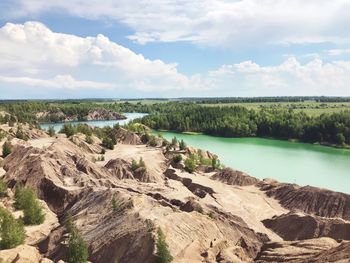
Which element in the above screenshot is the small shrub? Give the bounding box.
[155,227,173,263]
[173,154,182,164]
[149,136,158,147]
[131,157,146,172]
[111,197,118,212]
[184,158,196,173]
[15,129,28,141]
[102,137,114,150]
[0,206,25,249]
[0,179,7,196]
[85,135,93,144]
[2,141,11,158]
[60,124,76,137]
[48,126,55,137]
[14,186,45,225]
[179,139,187,150]
[67,228,88,263]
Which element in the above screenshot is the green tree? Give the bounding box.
[14,186,45,225]
[85,135,93,144]
[0,179,7,196]
[184,157,196,173]
[155,227,173,263]
[179,139,187,150]
[48,126,55,137]
[102,137,114,150]
[60,124,76,137]
[171,137,177,150]
[67,223,88,263]
[2,141,11,158]
[336,133,346,145]
[0,206,25,249]
[173,154,182,164]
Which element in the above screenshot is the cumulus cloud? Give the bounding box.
[3,0,350,47]
[208,58,350,96]
[0,75,114,89]
[0,21,194,94]
[0,21,350,97]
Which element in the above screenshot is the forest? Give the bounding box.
[1,98,350,146]
[136,103,350,146]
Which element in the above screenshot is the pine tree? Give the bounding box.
[156,227,173,263]
[0,206,25,249]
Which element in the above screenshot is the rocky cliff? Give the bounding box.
[0,124,349,263]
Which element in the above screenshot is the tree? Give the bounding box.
[2,141,11,158]
[66,218,88,263]
[14,186,45,225]
[48,126,55,137]
[85,135,93,144]
[60,124,76,137]
[155,227,173,263]
[336,133,345,145]
[102,137,114,150]
[0,206,25,249]
[184,157,196,173]
[173,154,182,164]
[0,179,7,196]
[179,139,187,150]
[171,137,178,150]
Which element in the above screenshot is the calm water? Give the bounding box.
[157,131,350,194]
[41,116,350,194]
[40,112,147,132]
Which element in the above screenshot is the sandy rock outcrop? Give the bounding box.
[262,212,350,241]
[86,108,126,121]
[211,167,260,186]
[115,128,142,145]
[259,181,350,220]
[104,158,134,180]
[255,237,350,263]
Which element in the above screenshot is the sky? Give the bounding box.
[0,0,350,99]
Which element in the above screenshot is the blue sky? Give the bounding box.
[0,0,350,99]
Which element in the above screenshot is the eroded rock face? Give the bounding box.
[115,128,142,145]
[262,212,350,241]
[255,237,350,263]
[86,108,126,121]
[104,158,134,180]
[211,167,260,186]
[259,182,350,220]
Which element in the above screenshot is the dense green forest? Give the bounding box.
[1,98,350,146]
[136,103,350,146]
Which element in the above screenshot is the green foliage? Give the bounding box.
[184,157,197,173]
[0,179,7,196]
[67,224,88,263]
[173,154,182,164]
[102,137,115,150]
[0,206,25,249]
[171,137,177,149]
[60,124,76,137]
[179,139,187,150]
[148,136,158,147]
[76,124,92,136]
[15,129,28,141]
[14,186,45,225]
[131,157,146,172]
[336,133,345,145]
[111,197,118,212]
[2,141,11,158]
[155,227,173,263]
[48,125,56,137]
[85,135,93,144]
[211,158,221,169]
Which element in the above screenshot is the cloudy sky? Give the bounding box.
[1,0,350,99]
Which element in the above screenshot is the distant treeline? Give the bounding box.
[137,103,350,146]
[187,96,350,104]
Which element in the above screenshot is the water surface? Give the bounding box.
[157,131,350,194]
[40,112,147,132]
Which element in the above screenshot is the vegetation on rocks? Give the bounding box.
[0,206,25,249]
[131,157,146,172]
[65,215,89,263]
[48,125,55,137]
[102,137,115,150]
[156,227,173,263]
[2,141,11,158]
[14,186,45,225]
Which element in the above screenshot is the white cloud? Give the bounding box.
[325,49,350,56]
[0,21,194,94]
[208,58,350,96]
[0,75,114,89]
[1,21,350,97]
[4,0,350,47]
